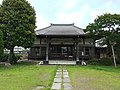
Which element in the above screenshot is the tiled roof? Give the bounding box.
[35,23,85,36]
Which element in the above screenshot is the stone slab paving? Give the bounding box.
[51,83,61,90]
[54,78,62,83]
[63,69,67,72]
[56,72,62,75]
[51,67,62,90]
[63,67,73,90]
[63,72,68,75]
[63,77,71,83]
[55,74,62,78]
[51,66,73,90]
[63,74,69,78]
[63,83,73,90]
[57,70,62,72]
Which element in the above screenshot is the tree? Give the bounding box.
[84,13,120,67]
[0,30,4,58]
[0,0,36,63]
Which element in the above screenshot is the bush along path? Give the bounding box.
[51,65,73,90]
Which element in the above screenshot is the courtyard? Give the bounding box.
[0,62,120,90]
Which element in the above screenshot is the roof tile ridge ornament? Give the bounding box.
[50,23,74,26]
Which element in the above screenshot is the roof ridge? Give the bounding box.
[51,23,74,26]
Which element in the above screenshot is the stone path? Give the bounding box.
[51,66,73,90]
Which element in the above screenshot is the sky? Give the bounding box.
[0,0,120,30]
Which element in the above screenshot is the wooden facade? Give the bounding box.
[29,24,96,64]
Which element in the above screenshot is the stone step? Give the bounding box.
[49,60,76,65]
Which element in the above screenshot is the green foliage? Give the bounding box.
[9,54,18,64]
[0,30,4,57]
[85,13,120,43]
[88,58,114,66]
[116,59,120,64]
[15,54,22,60]
[85,13,120,63]
[0,0,36,49]
[0,0,36,62]
[115,43,120,59]
[87,58,100,65]
[0,53,20,64]
[100,57,113,66]
[0,53,8,62]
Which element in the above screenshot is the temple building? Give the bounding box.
[29,23,100,64]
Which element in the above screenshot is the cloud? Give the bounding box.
[63,0,77,10]
[1,0,120,29]
[89,0,118,23]
[35,14,49,30]
[55,3,90,28]
[81,4,89,12]
[90,10,101,22]
[57,12,83,23]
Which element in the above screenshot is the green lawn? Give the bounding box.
[1,63,120,90]
[67,65,120,90]
[0,62,57,90]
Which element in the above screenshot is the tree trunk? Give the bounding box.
[111,45,117,67]
[7,47,14,63]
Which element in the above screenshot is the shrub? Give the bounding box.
[0,53,19,64]
[0,30,4,58]
[87,58,100,65]
[116,59,120,65]
[9,54,18,64]
[100,57,113,66]
[15,54,21,60]
[0,54,9,62]
[88,58,114,66]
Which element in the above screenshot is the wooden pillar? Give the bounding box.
[83,37,85,59]
[73,38,76,60]
[76,36,80,64]
[39,38,41,57]
[45,36,49,64]
[83,38,85,45]
[93,39,96,58]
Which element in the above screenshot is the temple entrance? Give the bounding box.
[49,45,74,60]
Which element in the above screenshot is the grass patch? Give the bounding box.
[67,65,120,90]
[0,62,57,90]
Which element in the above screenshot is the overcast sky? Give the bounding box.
[0,0,120,30]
